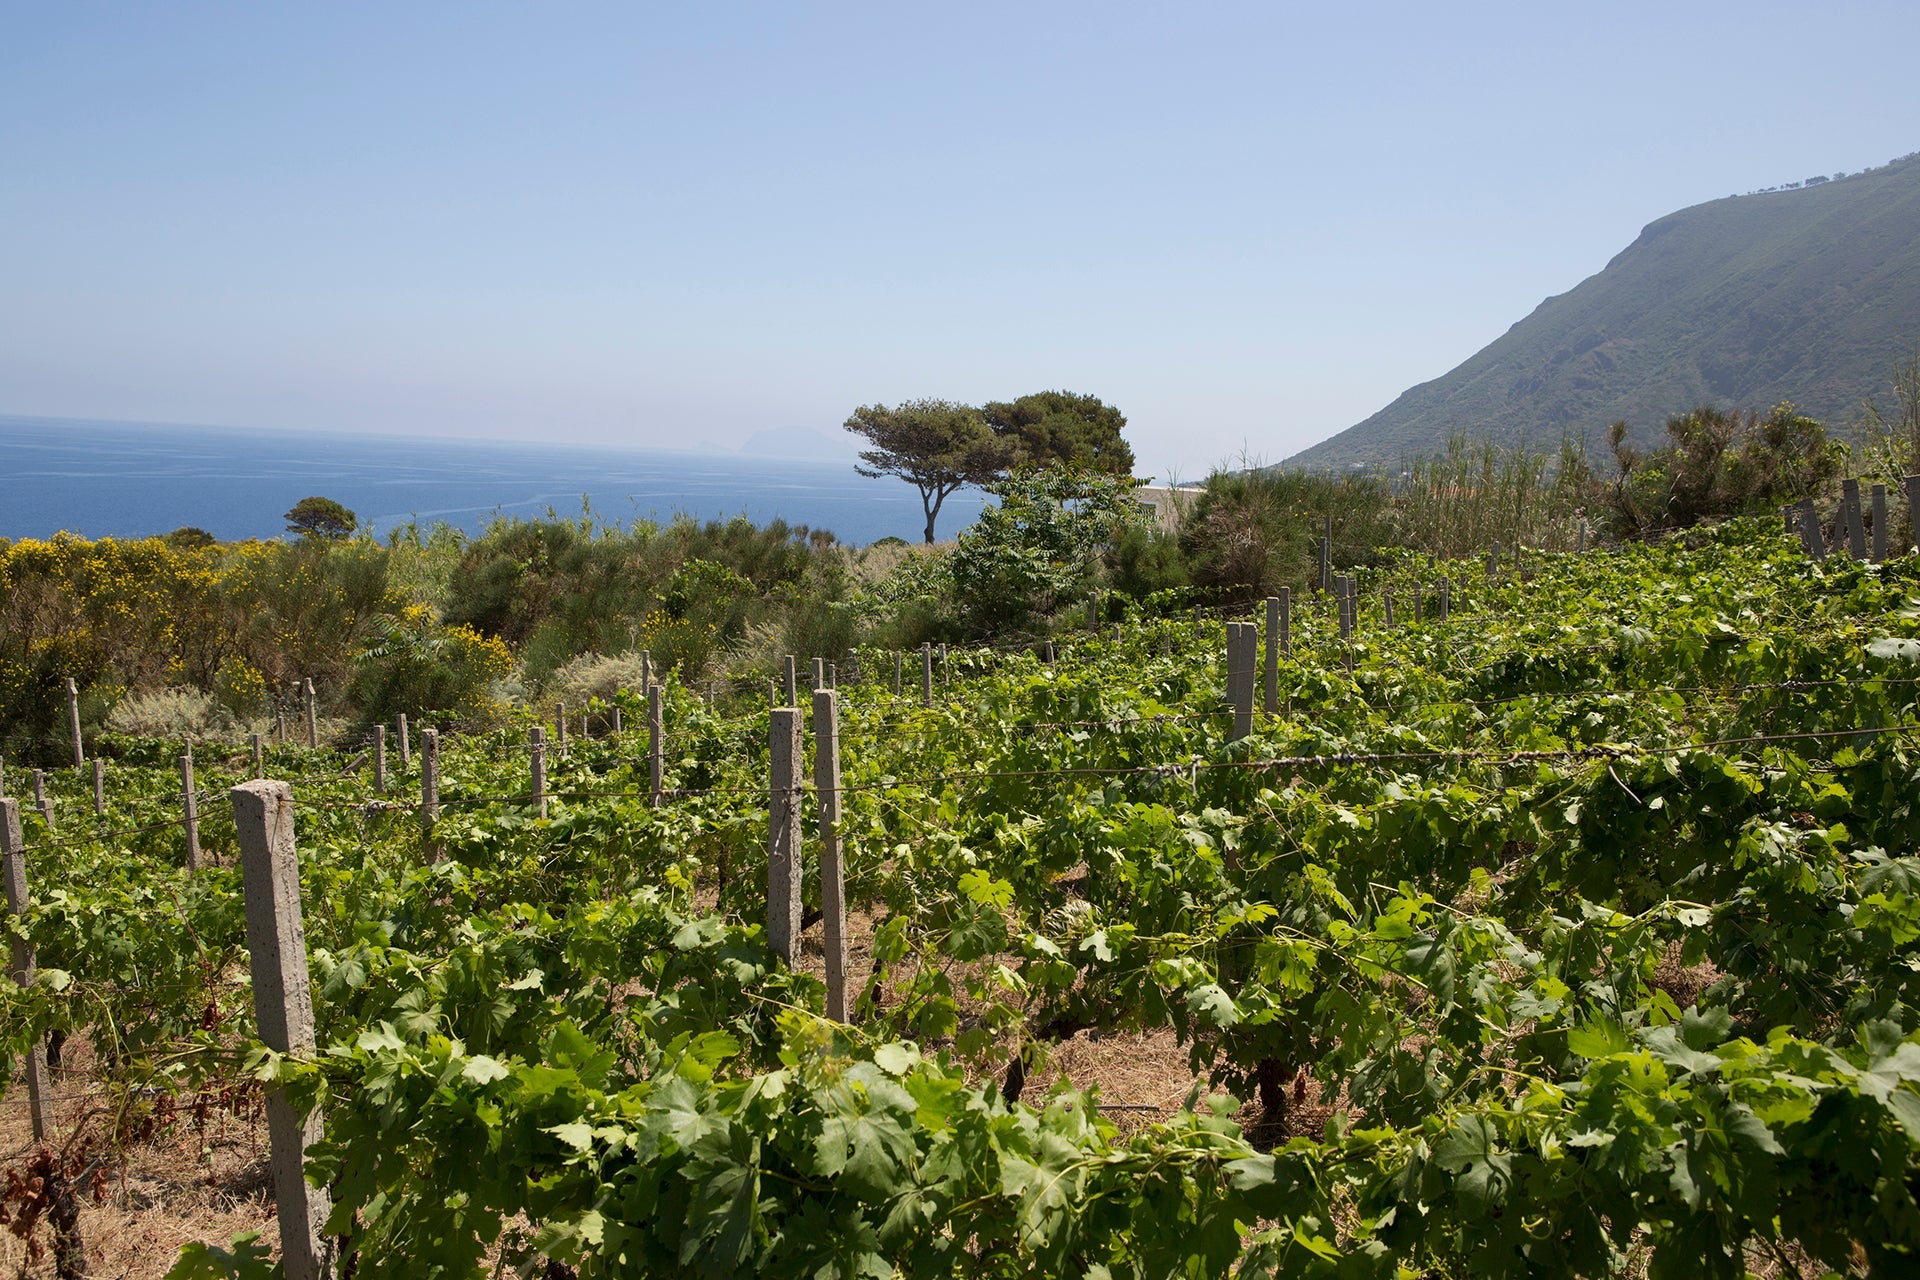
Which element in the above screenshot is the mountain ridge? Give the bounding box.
[1286,153,1920,469]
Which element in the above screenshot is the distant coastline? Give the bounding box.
[0,414,976,546]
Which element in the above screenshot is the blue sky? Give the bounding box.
[4,2,1917,481]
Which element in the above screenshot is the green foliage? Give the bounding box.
[283,495,357,540]
[846,399,1015,543]
[982,390,1135,476]
[948,467,1150,637]
[351,607,513,724]
[1104,522,1189,601]
[0,532,398,762]
[1179,468,1395,601]
[165,526,217,550]
[11,519,1920,1274]
[1603,402,1843,537]
[211,655,268,718]
[440,512,830,683]
[1396,433,1596,556]
[1858,349,1920,492]
[165,1233,275,1280]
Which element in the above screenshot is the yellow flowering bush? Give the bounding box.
[213,655,269,718]
[351,609,516,725]
[0,532,399,760]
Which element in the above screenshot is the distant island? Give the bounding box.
[737,424,863,460]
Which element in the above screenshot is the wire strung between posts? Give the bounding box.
[253,720,1920,826]
[22,671,1912,821]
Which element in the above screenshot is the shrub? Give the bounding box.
[545,651,655,707]
[947,467,1150,638]
[352,606,515,724]
[1105,524,1188,601]
[1179,470,1393,603]
[213,656,269,718]
[105,687,219,741]
[1602,403,1843,538]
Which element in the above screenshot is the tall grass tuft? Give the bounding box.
[1395,435,1594,557]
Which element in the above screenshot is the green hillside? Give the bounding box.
[1288,152,1920,469]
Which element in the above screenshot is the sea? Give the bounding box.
[0,415,986,547]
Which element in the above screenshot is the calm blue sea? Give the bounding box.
[0,416,985,547]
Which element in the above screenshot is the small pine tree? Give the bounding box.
[284,496,357,540]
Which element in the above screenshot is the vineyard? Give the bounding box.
[4,516,1920,1278]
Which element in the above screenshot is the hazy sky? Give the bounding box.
[5,3,1918,481]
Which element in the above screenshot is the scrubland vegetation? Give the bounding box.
[0,400,1868,764]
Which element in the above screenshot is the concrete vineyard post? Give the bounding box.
[276,709,287,744]
[941,644,949,686]
[530,727,547,819]
[252,733,265,780]
[1439,578,1450,620]
[921,643,933,707]
[1487,544,1499,583]
[556,704,569,758]
[612,705,623,737]
[92,757,105,816]
[1227,622,1256,740]
[32,770,51,829]
[1843,479,1869,559]
[1043,641,1055,664]
[829,662,837,690]
[1241,620,1260,732]
[768,678,778,708]
[784,656,798,707]
[767,707,803,964]
[813,658,825,692]
[648,684,665,807]
[813,689,849,1021]
[304,679,318,749]
[2,799,53,1142]
[397,713,410,768]
[1384,590,1396,630]
[1873,483,1889,562]
[181,749,202,872]
[374,725,388,794]
[1263,595,1281,715]
[1086,591,1098,631]
[1798,498,1825,560]
[229,782,336,1280]
[1113,623,1121,646]
[421,729,441,863]
[1223,623,1240,737]
[66,677,82,770]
